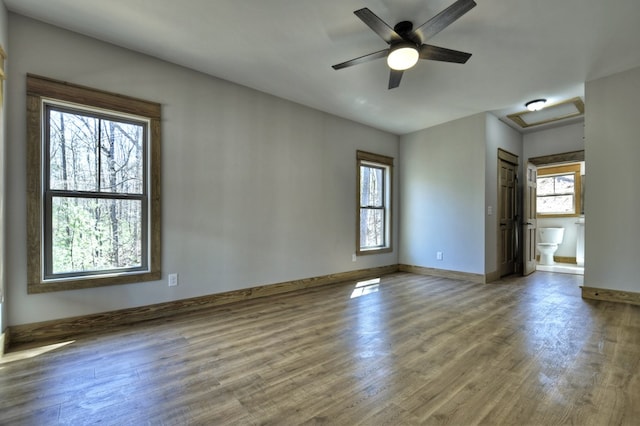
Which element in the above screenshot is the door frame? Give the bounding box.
[528,150,584,167]
[523,162,537,275]
[526,150,585,275]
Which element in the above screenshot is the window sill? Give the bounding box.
[356,247,393,256]
[27,270,161,294]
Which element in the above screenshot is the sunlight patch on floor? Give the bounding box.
[0,340,75,367]
[351,277,380,298]
[536,262,584,275]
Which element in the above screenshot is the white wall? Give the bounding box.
[523,122,584,160]
[399,113,486,275]
[6,14,399,325]
[485,114,523,275]
[585,66,640,293]
[0,2,7,335]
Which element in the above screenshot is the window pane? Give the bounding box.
[537,195,574,214]
[360,166,384,207]
[49,109,99,191]
[360,208,384,248]
[51,197,142,274]
[100,120,144,194]
[554,174,574,194]
[536,176,554,196]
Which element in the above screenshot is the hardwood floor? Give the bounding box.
[1,272,639,425]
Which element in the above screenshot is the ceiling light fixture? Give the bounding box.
[508,97,584,129]
[525,99,547,111]
[387,43,419,71]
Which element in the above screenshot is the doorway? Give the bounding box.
[528,150,585,276]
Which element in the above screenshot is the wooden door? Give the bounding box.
[523,163,537,275]
[498,158,517,277]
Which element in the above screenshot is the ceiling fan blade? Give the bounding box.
[419,44,472,63]
[413,0,476,42]
[388,70,404,89]
[354,8,403,44]
[332,49,389,70]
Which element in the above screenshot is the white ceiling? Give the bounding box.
[5,0,640,135]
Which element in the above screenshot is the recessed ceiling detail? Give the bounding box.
[507,97,585,129]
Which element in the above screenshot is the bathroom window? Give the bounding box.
[357,150,393,255]
[536,164,581,217]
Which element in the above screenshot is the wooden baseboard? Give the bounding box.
[581,286,640,306]
[0,329,8,357]
[484,270,502,283]
[8,265,399,346]
[398,264,485,284]
[555,256,577,264]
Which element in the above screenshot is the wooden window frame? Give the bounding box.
[356,150,393,255]
[26,74,161,293]
[536,163,582,218]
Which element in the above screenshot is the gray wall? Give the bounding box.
[6,14,399,325]
[0,2,7,335]
[398,113,486,274]
[399,113,522,277]
[585,66,640,293]
[485,114,523,275]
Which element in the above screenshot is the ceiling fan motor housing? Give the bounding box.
[394,21,414,36]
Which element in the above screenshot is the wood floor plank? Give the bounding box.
[2,271,639,424]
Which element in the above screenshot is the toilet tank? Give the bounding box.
[539,227,564,244]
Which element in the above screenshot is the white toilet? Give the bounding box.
[537,228,565,265]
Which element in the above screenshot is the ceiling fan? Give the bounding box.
[332,0,476,89]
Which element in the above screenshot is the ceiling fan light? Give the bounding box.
[387,44,419,71]
[525,99,547,111]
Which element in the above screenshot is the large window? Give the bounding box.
[536,164,581,217]
[27,75,161,293]
[357,151,393,255]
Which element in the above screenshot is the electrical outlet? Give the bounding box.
[436,251,443,261]
[168,273,178,287]
[352,253,357,262]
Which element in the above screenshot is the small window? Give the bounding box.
[27,75,161,293]
[357,151,393,255]
[536,164,581,217]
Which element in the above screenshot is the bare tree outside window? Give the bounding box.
[537,174,574,214]
[360,165,385,248]
[536,163,582,217]
[45,106,147,278]
[26,74,161,293]
[356,151,393,255]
